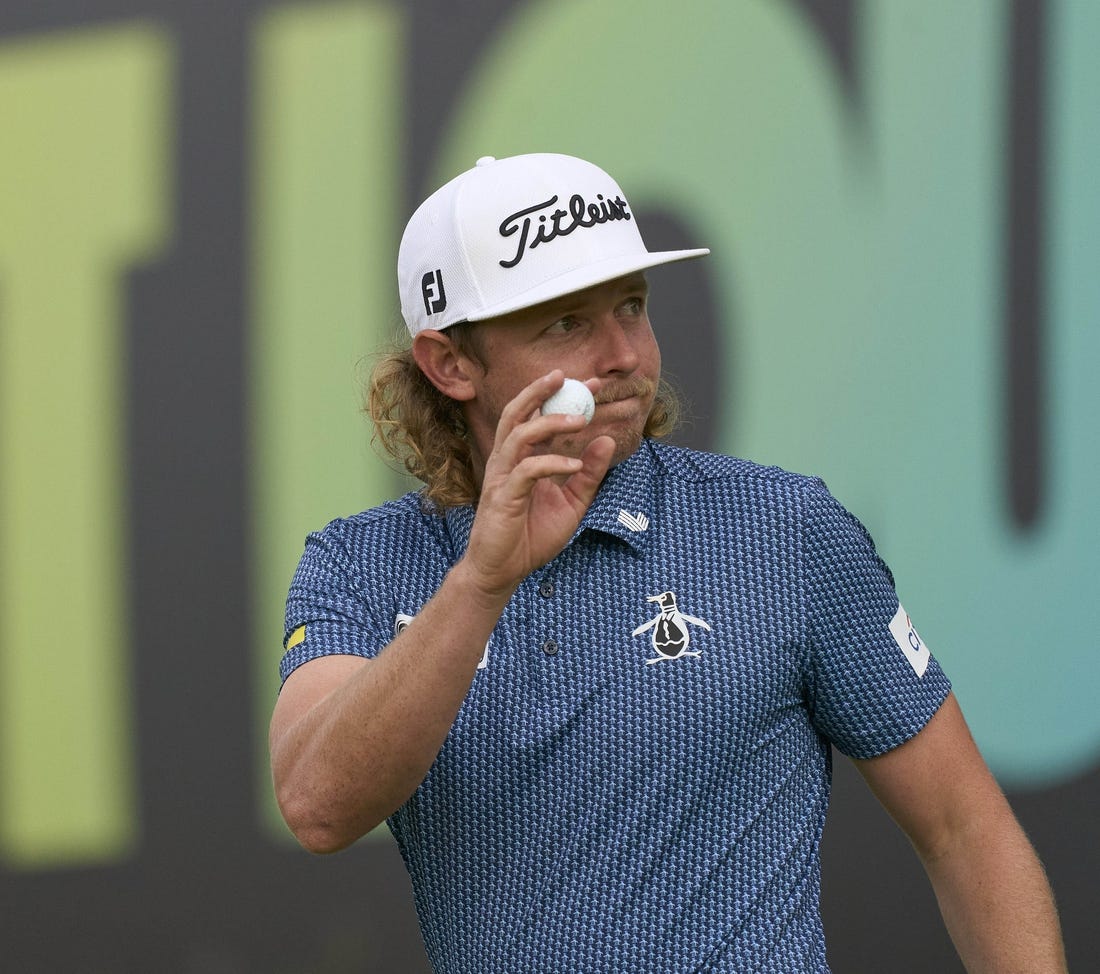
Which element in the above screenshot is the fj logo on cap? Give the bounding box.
[421,269,447,315]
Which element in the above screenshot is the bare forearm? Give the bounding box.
[922,811,1067,973]
[271,559,513,852]
[856,698,1067,974]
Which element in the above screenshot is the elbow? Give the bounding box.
[289,817,355,856]
[296,828,357,857]
[276,788,381,855]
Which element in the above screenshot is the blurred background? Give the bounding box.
[1,0,1097,970]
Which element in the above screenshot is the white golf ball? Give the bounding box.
[540,378,596,423]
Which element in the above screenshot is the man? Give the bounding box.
[270,153,1066,972]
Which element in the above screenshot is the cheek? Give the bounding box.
[481,381,523,425]
[637,322,661,378]
[476,365,540,422]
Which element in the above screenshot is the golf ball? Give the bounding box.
[540,378,595,424]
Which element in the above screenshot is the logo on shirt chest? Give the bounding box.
[632,591,712,664]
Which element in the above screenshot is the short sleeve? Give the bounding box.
[801,481,951,758]
[279,521,392,684]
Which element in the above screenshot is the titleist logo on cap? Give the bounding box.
[497,192,632,269]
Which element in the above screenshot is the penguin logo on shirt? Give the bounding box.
[632,591,712,664]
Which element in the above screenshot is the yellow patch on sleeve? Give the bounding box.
[287,625,306,650]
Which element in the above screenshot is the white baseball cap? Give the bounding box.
[398,153,710,336]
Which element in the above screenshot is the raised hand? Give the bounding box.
[462,370,615,600]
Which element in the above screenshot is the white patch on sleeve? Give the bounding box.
[395,611,490,670]
[889,603,930,678]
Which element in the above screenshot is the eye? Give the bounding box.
[617,296,646,317]
[545,315,582,335]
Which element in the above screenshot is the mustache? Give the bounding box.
[593,377,656,405]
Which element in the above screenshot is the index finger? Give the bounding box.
[493,369,567,442]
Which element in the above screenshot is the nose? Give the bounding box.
[592,313,641,376]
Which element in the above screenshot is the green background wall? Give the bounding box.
[1,1,1095,970]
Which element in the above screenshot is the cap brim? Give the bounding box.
[462,248,710,323]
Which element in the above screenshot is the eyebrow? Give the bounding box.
[543,273,649,316]
[616,273,649,295]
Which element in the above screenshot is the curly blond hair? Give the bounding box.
[366,326,680,510]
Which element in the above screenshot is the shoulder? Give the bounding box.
[301,490,455,573]
[641,442,880,560]
[644,440,831,503]
[312,490,438,540]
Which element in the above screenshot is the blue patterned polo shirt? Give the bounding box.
[281,440,951,973]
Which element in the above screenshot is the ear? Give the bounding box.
[411,330,479,402]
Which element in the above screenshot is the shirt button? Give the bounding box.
[541,638,559,656]
[538,579,555,598]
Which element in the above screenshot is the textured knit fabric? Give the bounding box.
[281,441,952,973]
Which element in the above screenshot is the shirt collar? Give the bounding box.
[576,440,658,552]
[443,440,659,557]
[443,502,476,559]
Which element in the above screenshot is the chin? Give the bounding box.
[606,427,645,467]
[555,421,642,467]
[598,398,650,462]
